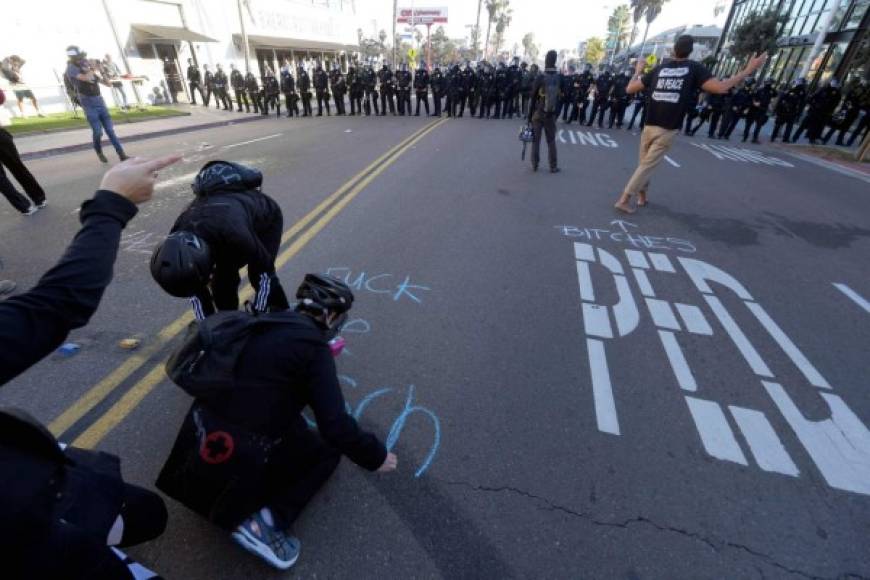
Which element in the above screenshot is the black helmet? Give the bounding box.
[296,274,354,315]
[150,231,212,297]
[192,160,263,196]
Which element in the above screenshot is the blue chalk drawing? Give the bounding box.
[324,267,431,303]
[353,388,393,420]
[339,374,358,388]
[342,318,372,334]
[385,385,441,478]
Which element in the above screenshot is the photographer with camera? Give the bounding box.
[65,46,129,164]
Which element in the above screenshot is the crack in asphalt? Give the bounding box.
[436,478,869,580]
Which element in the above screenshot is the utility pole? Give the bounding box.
[237,0,251,74]
[392,0,398,65]
[475,0,483,60]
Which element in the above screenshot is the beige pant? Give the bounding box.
[622,125,679,197]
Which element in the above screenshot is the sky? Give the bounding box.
[358,0,730,53]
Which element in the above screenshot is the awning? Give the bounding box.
[133,24,217,43]
[234,34,357,53]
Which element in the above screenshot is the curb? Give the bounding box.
[20,115,268,161]
[782,150,870,185]
[7,111,191,138]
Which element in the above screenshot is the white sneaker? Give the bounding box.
[37,201,47,209]
[23,206,39,216]
[231,510,300,570]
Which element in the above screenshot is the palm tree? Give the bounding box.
[484,0,499,60]
[632,0,670,59]
[493,2,514,56]
[474,0,484,60]
[607,5,632,57]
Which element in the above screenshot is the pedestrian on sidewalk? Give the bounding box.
[64,46,129,164]
[186,58,205,105]
[1,55,44,118]
[101,54,128,110]
[614,36,766,214]
[527,50,561,174]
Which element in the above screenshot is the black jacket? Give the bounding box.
[205,312,388,471]
[230,69,245,89]
[0,190,143,578]
[187,65,201,84]
[528,68,561,120]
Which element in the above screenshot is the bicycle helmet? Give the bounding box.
[191,160,263,197]
[150,231,213,297]
[295,274,354,315]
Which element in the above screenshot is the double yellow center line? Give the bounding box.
[49,117,448,449]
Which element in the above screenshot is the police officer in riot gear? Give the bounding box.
[378,63,396,115]
[743,78,776,143]
[298,66,313,116]
[187,58,205,105]
[203,64,216,108]
[771,77,806,143]
[362,63,379,116]
[313,62,330,116]
[213,64,232,110]
[430,65,445,116]
[608,70,630,129]
[560,66,576,123]
[588,70,613,128]
[244,70,261,114]
[331,67,347,115]
[230,64,249,113]
[414,62,430,116]
[347,65,363,115]
[281,67,299,117]
[519,61,533,116]
[395,62,412,115]
[719,78,753,139]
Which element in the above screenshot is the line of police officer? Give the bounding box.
[185,57,870,147]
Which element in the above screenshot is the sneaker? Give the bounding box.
[232,510,300,570]
[23,206,40,216]
[97,152,109,163]
[118,152,130,161]
[0,280,15,296]
[36,201,47,209]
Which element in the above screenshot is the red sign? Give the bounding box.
[397,6,448,24]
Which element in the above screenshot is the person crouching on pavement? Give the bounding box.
[64,46,129,164]
[614,35,767,214]
[150,160,290,318]
[155,273,397,570]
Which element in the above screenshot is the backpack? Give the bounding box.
[540,73,560,114]
[165,310,323,400]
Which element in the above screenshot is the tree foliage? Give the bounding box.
[429,25,459,65]
[607,5,632,54]
[358,28,387,60]
[522,32,539,63]
[729,9,787,60]
[586,37,606,66]
[493,0,514,56]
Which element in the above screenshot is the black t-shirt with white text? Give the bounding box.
[642,59,712,130]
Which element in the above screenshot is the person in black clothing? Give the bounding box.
[0,122,47,215]
[444,65,456,117]
[793,79,842,144]
[244,71,261,114]
[742,78,776,143]
[519,62,533,116]
[588,70,613,128]
[627,87,648,131]
[823,80,868,146]
[718,78,753,139]
[608,70,630,129]
[505,57,520,119]
[330,66,347,115]
[683,89,702,135]
[313,63,331,116]
[469,62,483,117]
[414,64,430,116]
[281,68,300,117]
[395,63,412,116]
[186,58,205,105]
[431,65,446,117]
[453,63,471,118]
[378,63,395,116]
[699,89,726,138]
[213,64,232,110]
[1,154,181,579]
[203,64,216,108]
[528,50,561,173]
[298,67,313,117]
[230,64,249,112]
[156,274,397,570]
[846,82,870,147]
[348,65,363,115]
[262,68,282,118]
[493,62,508,119]
[362,64,379,116]
[559,66,576,123]
[770,78,806,143]
[152,161,290,319]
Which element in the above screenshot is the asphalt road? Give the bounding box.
[1,110,869,580]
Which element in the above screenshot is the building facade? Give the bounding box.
[613,25,723,70]
[1,0,361,116]
[715,0,869,86]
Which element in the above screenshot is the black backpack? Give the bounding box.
[542,73,560,114]
[165,310,324,399]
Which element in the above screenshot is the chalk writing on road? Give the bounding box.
[691,143,795,167]
[558,130,619,148]
[570,240,870,496]
[325,267,431,304]
[120,231,160,255]
[556,220,697,253]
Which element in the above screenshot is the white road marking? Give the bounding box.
[582,303,613,338]
[574,242,595,262]
[675,303,713,335]
[745,302,831,390]
[576,261,595,302]
[222,133,283,149]
[632,268,656,297]
[729,405,799,477]
[764,381,870,495]
[703,295,774,378]
[587,338,620,435]
[833,283,870,314]
[664,155,680,168]
[646,298,681,330]
[659,330,697,391]
[648,252,676,273]
[613,275,640,337]
[685,396,748,465]
[678,257,754,300]
[624,249,649,269]
[597,247,625,275]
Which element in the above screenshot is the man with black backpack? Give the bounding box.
[157,273,397,570]
[150,160,290,319]
[527,50,561,174]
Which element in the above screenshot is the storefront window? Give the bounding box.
[843,0,870,29]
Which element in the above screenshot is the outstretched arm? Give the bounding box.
[0,155,181,386]
[702,53,768,95]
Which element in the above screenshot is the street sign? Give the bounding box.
[408,48,418,61]
[397,6,448,24]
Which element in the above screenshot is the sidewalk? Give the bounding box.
[16,105,267,160]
